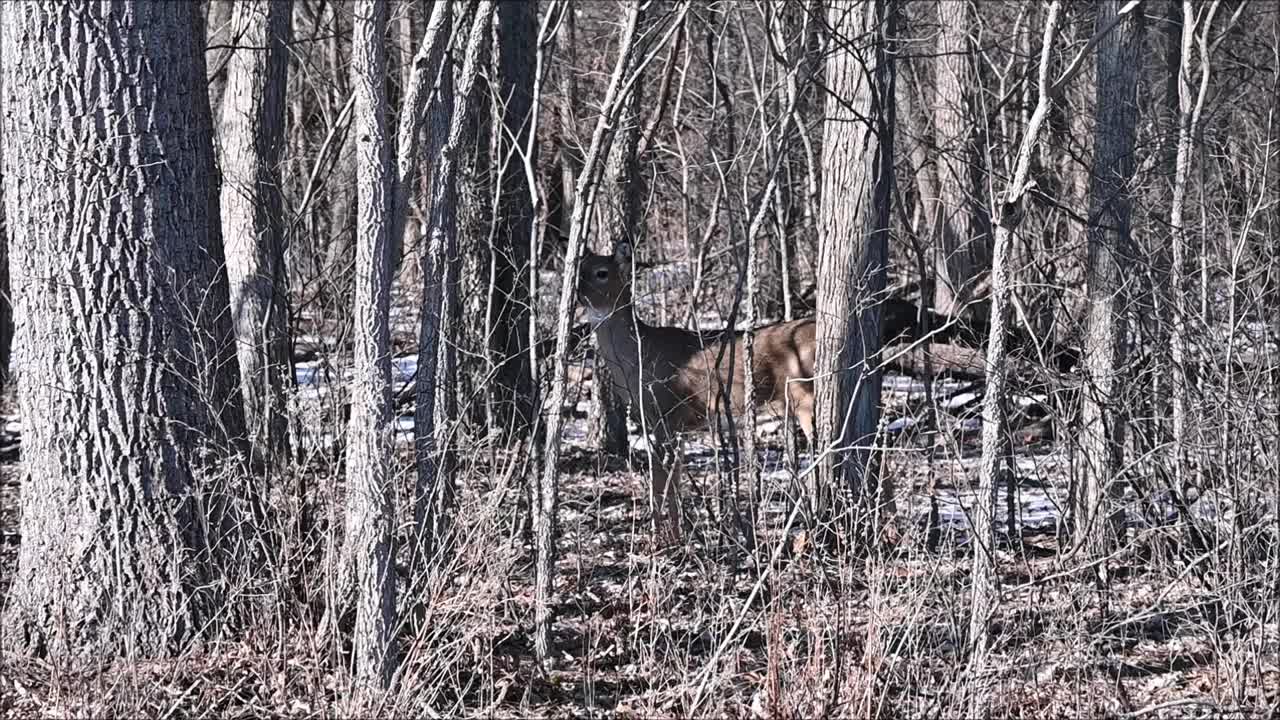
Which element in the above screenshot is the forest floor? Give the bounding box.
[1,361,1278,718]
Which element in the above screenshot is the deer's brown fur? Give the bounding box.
[577,246,816,536]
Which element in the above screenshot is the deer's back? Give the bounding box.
[632,317,816,432]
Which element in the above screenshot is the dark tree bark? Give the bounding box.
[489,0,538,438]
[453,1,496,434]
[0,1,241,657]
[413,1,496,562]
[219,0,294,464]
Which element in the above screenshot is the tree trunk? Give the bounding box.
[1076,0,1142,566]
[535,0,660,662]
[591,11,648,459]
[0,165,9,390]
[413,1,496,563]
[0,1,238,657]
[344,0,398,689]
[0,12,9,391]
[932,0,990,316]
[489,0,538,439]
[206,0,235,115]
[813,0,894,531]
[1170,0,1220,493]
[967,2,1063,710]
[219,0,294,465]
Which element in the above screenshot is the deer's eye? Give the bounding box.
[594,268,609,281]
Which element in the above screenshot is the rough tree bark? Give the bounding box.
[535,0,681,662]
[489,0,538,438]
[343,0,398,689]
[452,2,496,435]
[0,162,8,390]
[966,2,1063,710]
[932,0,990,316]
[413,1,496,561]
[219,0,294,464]
[1076,0,1142,566]
[813,0,894,530]
[0,12,9,390]
[0,1,241,657]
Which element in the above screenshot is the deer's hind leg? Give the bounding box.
[788,378,817,446]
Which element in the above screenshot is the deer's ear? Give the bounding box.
[613,241,634,269]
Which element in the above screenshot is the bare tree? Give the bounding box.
[219,0,294,464]
[1076,0,1143,567]
[1170,0,1221,490]
[343,0,398,689]
[932,0,990,316]
[0,1,239,656]
[413,1,496,559]
[489,0,538,438]
[534,0,686,662]
[590,4,648,458]
[812,0,895,528]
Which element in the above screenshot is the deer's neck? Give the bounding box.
[590,304,643,388]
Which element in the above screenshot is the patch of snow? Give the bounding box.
[887,417,915,433]
[942,392,979,410]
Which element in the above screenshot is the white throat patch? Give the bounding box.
[584,306,611,324]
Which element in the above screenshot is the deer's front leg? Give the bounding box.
[645,421,684,543]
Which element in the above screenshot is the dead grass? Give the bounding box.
[2,425,1278,719]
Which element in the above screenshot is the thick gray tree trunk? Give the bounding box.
[813,0,894,528]
[453,3,495,436]
[219,0,293,464]
[0,1,240,657]
[932,0,990,315]
[1076,0,1142,564]
[344,0,398,689]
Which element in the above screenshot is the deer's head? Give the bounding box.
[577,244,634,324]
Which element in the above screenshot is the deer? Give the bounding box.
[576,243,816,539]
